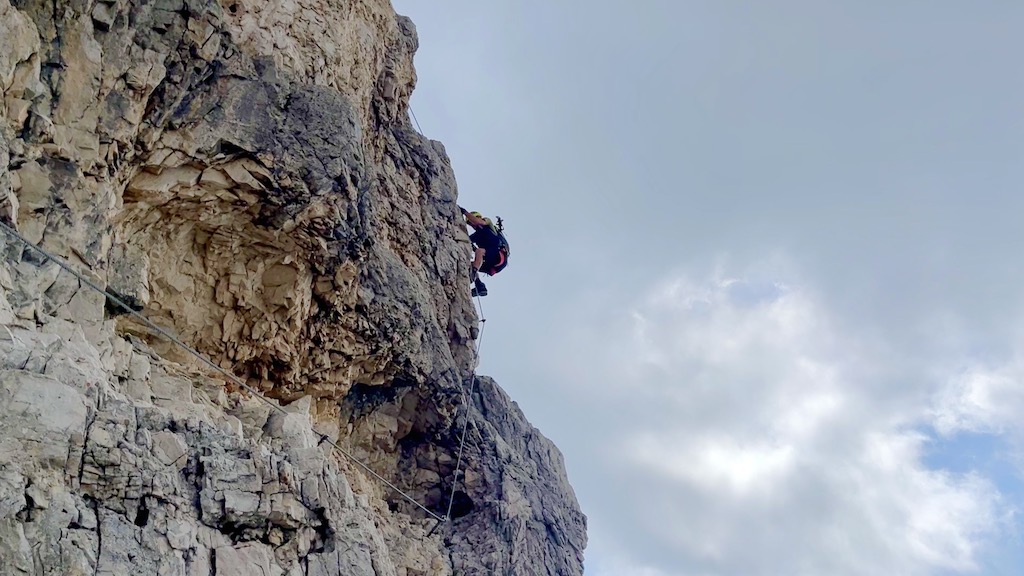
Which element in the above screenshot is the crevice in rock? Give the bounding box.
[446,490,474,520]
[104,288,144,315]
[342,377,414,418]
[78,406,98,487]
[179,451,206,531]
[15,484,36,523]
[133,502,149,527]
[309,506,334,554]
[91,497,102,576]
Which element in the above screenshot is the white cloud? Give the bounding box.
[852,431,1003,573]
[933,362,1024,437]
[579,262,1007,576]
[631,432,796,497]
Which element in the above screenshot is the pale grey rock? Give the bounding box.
[267,492,311,529]
[0,370,89,468]
[96,509,162,575]
[165,518,193,550]
[128,350,152,382]
[0,133,16,230]
[24,484,48,510]
[102,327,134,377]
[20,489,99,576]
[264,401,317,449]
[38,316,88,344]
[229,397,273,440]
[0,265,16,325]
[0,519,33,574]
[214,543,281,576]
[151,375,194,405]
[91,1,118,31]
[151,431,188,467]
[126,376,153,403]
[41,270,81,316]
[106,243,151,311]
[306,545,380,576]
[429,377,588,576]
[8,261,60,321]
[0,467,25,518]
[222,489,260,519]
[185,548,212,576]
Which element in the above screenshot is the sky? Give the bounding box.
[391,2,1024,575]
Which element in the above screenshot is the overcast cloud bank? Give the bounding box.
[393,1,1024,574]
[571,261,1014,575]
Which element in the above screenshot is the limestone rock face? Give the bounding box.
[441,377,588,575]
[0,0,586,575]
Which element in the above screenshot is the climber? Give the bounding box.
[459,206,508,297]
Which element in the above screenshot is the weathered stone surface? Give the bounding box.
[0,370,89,467]
[106,243,151,310]
[446,377,588,575]
[215,543,280,576]
[151,431,188,467]
[0,0,587,574]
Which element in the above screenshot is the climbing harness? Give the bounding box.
[0,220,488,529]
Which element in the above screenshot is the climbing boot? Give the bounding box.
[472,279,488,297]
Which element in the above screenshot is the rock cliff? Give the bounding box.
[0,0,587,574]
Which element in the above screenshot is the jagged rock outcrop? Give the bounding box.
[0,0,586,574]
